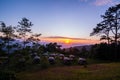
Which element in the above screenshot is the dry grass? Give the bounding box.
[17,63,120,80]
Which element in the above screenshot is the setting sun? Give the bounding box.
[64,39,71,44]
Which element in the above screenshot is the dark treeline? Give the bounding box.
[89,43,120,61]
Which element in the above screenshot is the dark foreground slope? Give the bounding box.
[17,63,120,80]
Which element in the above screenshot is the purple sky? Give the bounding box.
[0,0,119,47]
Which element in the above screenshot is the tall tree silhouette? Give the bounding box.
[27,33,41,43]
[17,18,33,48]
[27,33,41,52]
[0,21,15,54]
[90,4,120,44]
[46,43,61,53]
[108,4,120,44]
[90,21,111,44]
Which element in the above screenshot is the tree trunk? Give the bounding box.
[115,11,118,45]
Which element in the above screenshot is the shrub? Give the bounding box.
[0,71,16,80]
[40,57,49,69]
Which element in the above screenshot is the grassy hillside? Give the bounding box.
[17,63,120,80]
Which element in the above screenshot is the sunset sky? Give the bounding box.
[0,0,119,47]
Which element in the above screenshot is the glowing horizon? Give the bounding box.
[40,36,101,47]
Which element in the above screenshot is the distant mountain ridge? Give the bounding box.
[74,45,92,51]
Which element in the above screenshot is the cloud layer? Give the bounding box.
[94,0,112,6]
[94,0,119,6]
[40,36,101,48]
[80,0,119,6]
[44,36,90,40]
[41,36,100,45]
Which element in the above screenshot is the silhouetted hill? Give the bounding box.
[74,45,92,51]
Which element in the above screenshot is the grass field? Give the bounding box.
[16,63,120,80]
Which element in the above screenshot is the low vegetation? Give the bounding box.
[17,63,120,80]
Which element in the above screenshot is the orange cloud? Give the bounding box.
[41,36,100,45]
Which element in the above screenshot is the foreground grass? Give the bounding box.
[17,63,120,80]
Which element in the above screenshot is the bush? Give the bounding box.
[40,57,49,69]
[0,71,16,80]
[89,43,120,61]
